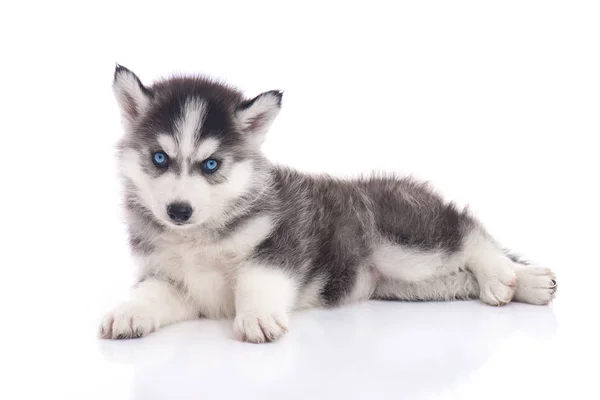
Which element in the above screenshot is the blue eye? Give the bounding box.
[201,158,219,173]
[152,151,168,167]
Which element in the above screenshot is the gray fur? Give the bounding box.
[101,65,557,342]
[250,169,475,305]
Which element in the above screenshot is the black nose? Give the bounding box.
[167,202,193,223]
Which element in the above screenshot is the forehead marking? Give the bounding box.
[195,138,220,161]
[175,98,206,158]
[157,134,177,156]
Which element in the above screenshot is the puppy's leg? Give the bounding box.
[374,270,480,301]
[99,278,197,339]
[373,253,557,305]
[234,264,297,343]
[464,230,519,306]
[513,264,557,305]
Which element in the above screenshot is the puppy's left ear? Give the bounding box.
[236,90,282,145]
[113,64,152,132]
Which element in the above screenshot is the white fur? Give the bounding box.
[373,243,464,282]
[373,229,532,305]
[202,159,256,222]
[194,137,220,162]
[157,134,220,162]
[372,235,556,305]
[120,148,255,227]
[99,278,197,339]
[113,70,150,132]
[514,265,557,305]
[463,230,518,305]
[175,98,206,158]
[372,241,474,302]
[236,92,281,146]
[141,215,274,319]
[157,134,178,157]
[234,265,296,343]
[100,214,275,340]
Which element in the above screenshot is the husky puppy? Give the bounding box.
[99,65,557,343]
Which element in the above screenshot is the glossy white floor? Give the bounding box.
[2,1,598,399]
[5,260,599,400]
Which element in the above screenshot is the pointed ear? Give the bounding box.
[236,90,282,145]
[113,64,152,131]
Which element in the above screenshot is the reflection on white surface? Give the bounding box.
[1,1,598,399]
[95,301,558,400]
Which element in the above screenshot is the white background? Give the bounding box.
[1,1,599,399]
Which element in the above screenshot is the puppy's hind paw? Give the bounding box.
[514,266,557,305]
[479,271,517,306]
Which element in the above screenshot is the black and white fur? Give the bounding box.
[100,65,557,343]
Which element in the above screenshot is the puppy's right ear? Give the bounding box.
[113,64,152,131]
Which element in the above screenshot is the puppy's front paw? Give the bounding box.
[99,302,159,340]
[234,312,289,343]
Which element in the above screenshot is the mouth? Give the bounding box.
[164,219,196,229]
[168,220,191,227]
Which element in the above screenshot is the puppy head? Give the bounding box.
[113,65,281,228]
